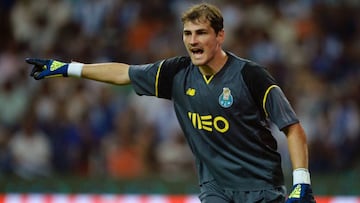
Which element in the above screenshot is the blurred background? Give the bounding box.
[0,0,359,200]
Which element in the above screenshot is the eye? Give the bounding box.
[183,31,191,36]
[197,30,207,35]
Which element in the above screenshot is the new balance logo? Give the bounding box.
[186,88,196,96]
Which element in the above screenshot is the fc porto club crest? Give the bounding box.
[218,87,233,108]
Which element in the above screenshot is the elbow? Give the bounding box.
[283,123,307,138]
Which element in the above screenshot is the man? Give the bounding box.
[26,3,315,203]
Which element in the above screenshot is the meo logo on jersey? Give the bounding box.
[188,112,229,133]
[219,87,233,108]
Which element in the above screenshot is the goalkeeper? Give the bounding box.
[26,3,315,203]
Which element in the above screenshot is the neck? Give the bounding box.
[199,50,228,75]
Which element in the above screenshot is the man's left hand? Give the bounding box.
[286,183,316,203]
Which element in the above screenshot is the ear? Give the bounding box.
[216,29,225,44]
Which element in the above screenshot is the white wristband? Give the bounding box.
[293,168,311,185]
[68,62,84,77]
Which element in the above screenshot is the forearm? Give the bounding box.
[285,124,315,202]
[80,63,131,85]
[285,123,309,170]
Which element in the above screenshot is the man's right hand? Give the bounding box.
[26,58,69,80]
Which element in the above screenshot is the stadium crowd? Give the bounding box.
[0,0,359,180]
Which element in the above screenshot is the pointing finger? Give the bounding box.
[25,58,49,66]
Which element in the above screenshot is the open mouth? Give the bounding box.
[191,48,204,56]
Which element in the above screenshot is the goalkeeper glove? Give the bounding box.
[26,58,83,80]
[286,168,316,203]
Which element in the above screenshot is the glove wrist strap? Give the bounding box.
[293,168,311,185]
[68,63,83,77]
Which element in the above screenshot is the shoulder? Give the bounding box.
[226,52,260,74]
[162,56,192,69]
[238,59,274,83]
[129,56,191,76]
[159,56,192,77]
[227,53,278,95]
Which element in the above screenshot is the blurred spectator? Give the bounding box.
[156,129,195,181]
[102,107,145,178]
[65,82,91,124]
[128,92,181,142]
[71,0,114,38]
[88,85,120,141]
[33,80,58,127]
[0,125,12,176]
[0,78,29,130]
[44,99,86,175]
[10,0,71,52]
[0,40,24,84]
[8,113,52,179]
[134,123,160,175]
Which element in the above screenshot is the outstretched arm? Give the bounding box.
[81,63,130,85]
[26,58,131,85]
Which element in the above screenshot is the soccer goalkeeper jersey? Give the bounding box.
[129,52,299,190]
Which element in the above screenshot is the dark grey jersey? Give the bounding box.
[129,52,299,190]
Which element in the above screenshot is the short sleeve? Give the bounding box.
[129,56,190,99]
[242,62,298,130]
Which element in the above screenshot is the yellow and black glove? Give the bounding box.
[26,58,83,80]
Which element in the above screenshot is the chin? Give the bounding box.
[190,58,206,66]
[192,61,202,66]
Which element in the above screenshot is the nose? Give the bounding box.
[189,34,198,45]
